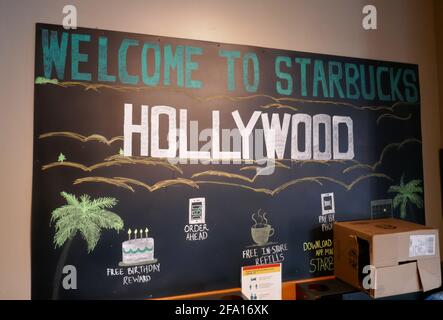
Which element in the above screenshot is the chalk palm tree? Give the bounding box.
[388,175,423,219]
[57,153,66,163]
[50,191,124,299]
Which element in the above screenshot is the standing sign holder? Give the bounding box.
[241,264,282,300]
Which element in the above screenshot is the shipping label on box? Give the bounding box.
[409,234,436,257]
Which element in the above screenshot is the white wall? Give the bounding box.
[0,0,441,299]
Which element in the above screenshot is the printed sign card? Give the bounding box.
[241,264,282,300]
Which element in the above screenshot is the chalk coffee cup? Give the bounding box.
[251,224,274,245]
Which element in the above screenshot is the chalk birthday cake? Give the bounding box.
[119,237,157,267]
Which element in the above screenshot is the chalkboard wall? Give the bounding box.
[32,23,424,299]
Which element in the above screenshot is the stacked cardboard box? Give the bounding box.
[334,218,441,298]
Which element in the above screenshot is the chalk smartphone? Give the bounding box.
[189,198,206,224]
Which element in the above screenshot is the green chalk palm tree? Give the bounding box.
[388,175,423,219]
[50,192,124,299]
[57,153,66,163]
